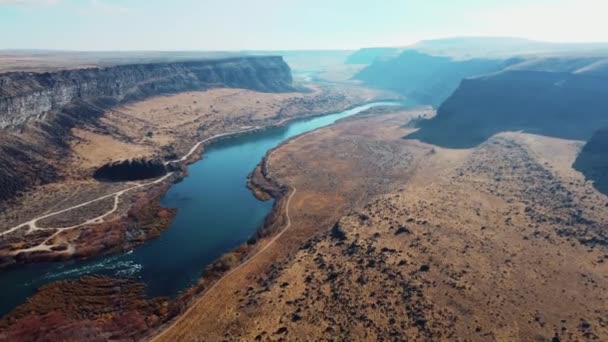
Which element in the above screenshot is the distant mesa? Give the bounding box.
[93,158,168,182]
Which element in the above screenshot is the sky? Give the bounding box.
[0,0,607,51]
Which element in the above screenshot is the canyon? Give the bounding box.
[0,51,401,340]
[1,38,608,342]
[147,43,608,341]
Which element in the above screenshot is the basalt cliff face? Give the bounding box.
[0,56,293,202]
[0,56,293,128]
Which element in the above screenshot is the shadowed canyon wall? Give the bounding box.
[574,127,608,196]
[408,65,608,148]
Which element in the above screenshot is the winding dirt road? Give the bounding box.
[0,173,173,253]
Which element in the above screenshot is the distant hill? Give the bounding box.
[406,57,608,148]
[354,50,506,106]
[345,47,401,64]
[574,127,608,196]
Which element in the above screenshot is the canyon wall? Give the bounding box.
[407,57,608,148]
[0,56,293,128]
[573,127,608,196]
[0,56,293,203]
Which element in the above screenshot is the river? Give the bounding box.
[0,101,400,316]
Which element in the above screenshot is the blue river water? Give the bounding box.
[0,101,399,316]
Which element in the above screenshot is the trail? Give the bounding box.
[2,174,173,253]
[149,185,297,342]
[0,121,292,255]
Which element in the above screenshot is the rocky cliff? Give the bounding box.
[0,56,293,129]
[0,56,293,202]
[407,57,608,148]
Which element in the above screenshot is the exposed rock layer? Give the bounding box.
[0,56,293,128]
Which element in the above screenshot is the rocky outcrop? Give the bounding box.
[0,56,293,202]
[573,127,608,196]
[408,64,608,148]
[93,158,167,182]
[0,56,293,129]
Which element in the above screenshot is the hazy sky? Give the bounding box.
[1,0,607,50]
